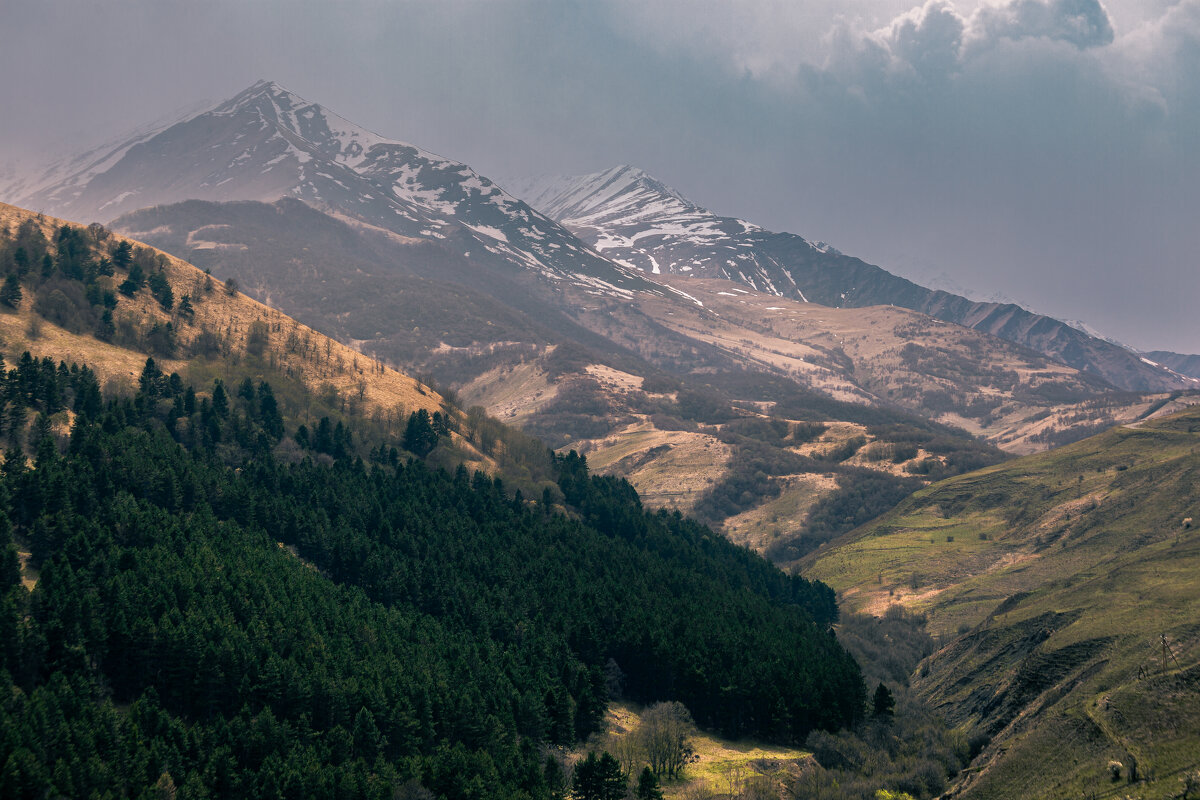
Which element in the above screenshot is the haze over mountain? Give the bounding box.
[7,77,1196,568]
[5,81,646,299]
[4,1,1199,355]
[509,166,1195,393]
[6,81,1194,398]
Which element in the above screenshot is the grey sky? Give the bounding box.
[1,0,1197,352]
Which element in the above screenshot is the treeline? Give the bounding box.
[0,355,864,799]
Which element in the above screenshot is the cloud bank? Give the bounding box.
[0,0,1196,350]
[597,0,1199,351]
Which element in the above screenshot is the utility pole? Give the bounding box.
[1161,633,1182,674]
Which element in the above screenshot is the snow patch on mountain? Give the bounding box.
[1061,318,1131,351]
[11,80,653,300]
[510,164,1192,393]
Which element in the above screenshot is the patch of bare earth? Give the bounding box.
[15,547,37,592]
[584,420,730,515]
[459,359,559,424]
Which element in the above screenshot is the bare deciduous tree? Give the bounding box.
[638,701,696,780]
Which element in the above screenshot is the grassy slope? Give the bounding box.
[804,408,1200,799]
[588,704,812,800]
[116,199,1163,562]
[0,202,444,419]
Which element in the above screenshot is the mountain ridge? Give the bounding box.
[6,80,652,299]
[509,166,1193,393]
[8,82,1188,392]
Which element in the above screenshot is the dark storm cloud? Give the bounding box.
[604,0,1200,352]
[0,0,1196,351]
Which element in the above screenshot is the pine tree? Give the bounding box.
[0,274,22,309]
[118,262,145,296]
[177,294,194,321]
[403,409,439,457]
[211,381,229,417]
[873,682,895,717]
[111,240,133,271]
[147,270,174,310]
[635,767,664,800]
[570,752,625,800]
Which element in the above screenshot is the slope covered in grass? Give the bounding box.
[805,408,1200,799]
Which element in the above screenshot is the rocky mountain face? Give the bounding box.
[5,81,647,298]
[8,82,1188,392]
[509,166,1194,393]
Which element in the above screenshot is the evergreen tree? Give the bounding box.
[314,416,334,453]
[635,766,664,800]
[873,682,895,717]
[95,309,115,341]
[403,409,438,457]
[147,270,174,310]
[118,262,145,296]
[571,752,625,800]
[138,358,166,398]
[0,274,21,309]
[352,707,386,760]
[211,380,229,417]
[257,382,284,440]
[111,240,133,271]
[12,247,29,276]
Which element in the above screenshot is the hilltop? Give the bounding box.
[0,201,441,420]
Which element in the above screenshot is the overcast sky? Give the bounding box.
[1,0,1197,352]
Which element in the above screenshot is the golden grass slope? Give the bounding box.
[583,703,813,800]
[0,202,444,421]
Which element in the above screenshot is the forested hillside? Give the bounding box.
[0,347,863,798]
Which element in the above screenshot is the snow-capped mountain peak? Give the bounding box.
[509,165,1193,392]
[212,80,449,175]
[512,165,699,225]
[506,166,771,278]
[4,81,649,296]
